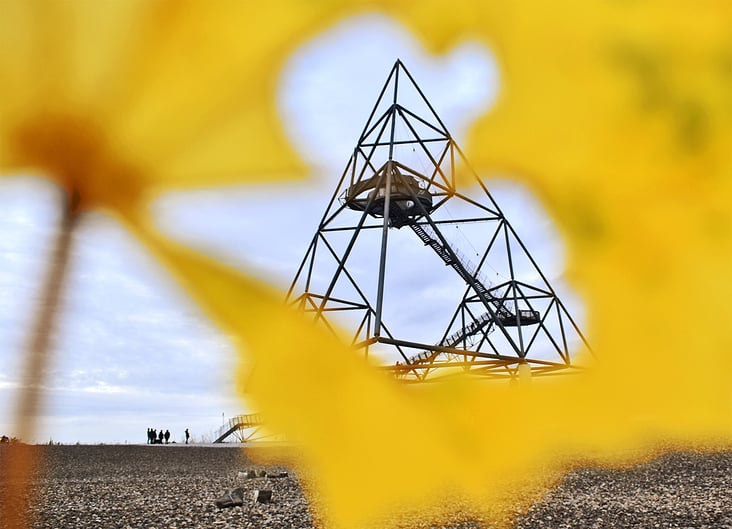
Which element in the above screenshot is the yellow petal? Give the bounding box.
[126,218,577,526]
[82,1,732,525]
[0,1,366,209]
[1,1,730,527]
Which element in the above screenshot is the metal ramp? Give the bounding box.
[214,413,264,443]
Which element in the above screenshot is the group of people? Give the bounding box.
[147,428,190,444]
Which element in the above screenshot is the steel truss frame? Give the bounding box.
[287,60,592,382]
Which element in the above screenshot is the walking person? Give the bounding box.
[164,429,170,444]
[158,429,164,444]
[185,428,190,445]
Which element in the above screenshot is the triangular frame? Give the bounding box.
[287,60,592,381]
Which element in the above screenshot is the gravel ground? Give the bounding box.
[1,445,730,528]
[514,451,732,529]
[1,445,313,529]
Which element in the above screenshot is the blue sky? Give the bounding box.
[0,13,581,444]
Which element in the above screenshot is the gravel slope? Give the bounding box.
[1,445,730,529]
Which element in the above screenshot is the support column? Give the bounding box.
[373,163,393,337]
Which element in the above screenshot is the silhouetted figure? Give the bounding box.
[158,429,164,444]
[147,428,154,444]
[185,428,190,444]
[151,428,157,444]
[164,429,170,444]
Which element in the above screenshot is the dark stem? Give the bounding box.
[1,192,77,529]
[15,196,76,440]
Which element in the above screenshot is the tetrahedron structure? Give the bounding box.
[287,60,592,381]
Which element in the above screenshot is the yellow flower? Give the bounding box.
[150,3,732,527]
[0,0,362,527]
[0,0,365,214]
[2,1,731,529]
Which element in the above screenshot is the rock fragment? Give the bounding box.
[253,489,273,504]
[214,488,244,509]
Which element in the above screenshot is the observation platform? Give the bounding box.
[343,169,433,223]
[497,309,541,326]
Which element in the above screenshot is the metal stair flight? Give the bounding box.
[405,219,515,321]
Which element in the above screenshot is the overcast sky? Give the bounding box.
[0,13,581,444]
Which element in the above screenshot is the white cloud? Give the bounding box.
[277,13,498,169]
[0,181,240,443]
[0,177,62,377]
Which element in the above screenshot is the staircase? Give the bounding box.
[402,311,494,366]
[390,208,539,371]
[406,221,514,320]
